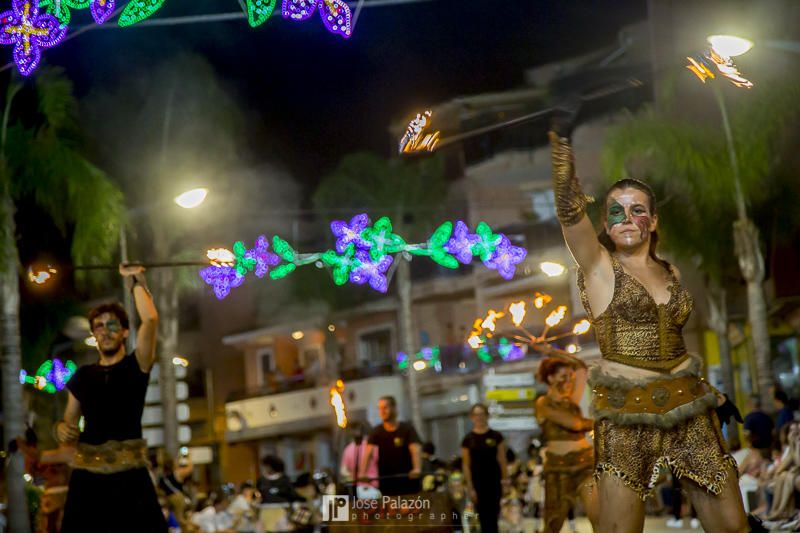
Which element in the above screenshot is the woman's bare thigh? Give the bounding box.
[683,465,747,533]
[596,473,645,533]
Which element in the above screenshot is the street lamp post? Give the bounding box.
[702,35,774,410]
[120,187,208,458]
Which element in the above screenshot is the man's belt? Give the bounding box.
[72,439,148,474]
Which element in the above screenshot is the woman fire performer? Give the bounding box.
[548,128,749,533]
[534,355,597,533]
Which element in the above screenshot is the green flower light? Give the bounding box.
[362,217,406,261]
[321,245,357,286]
[471,222,501,261]
[409,221,459,269]
[233,241,257,276]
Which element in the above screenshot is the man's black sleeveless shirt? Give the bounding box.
[66,353,150,445]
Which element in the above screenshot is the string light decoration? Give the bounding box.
[39,0,87,25]
[199,214,527,299]
[246,0,277,27]
[467,294,591,364]
[0,0,67,76]
[19,358,77,394]
[117,0,165,27]
[281,0,352,39]
[396,346,441,372]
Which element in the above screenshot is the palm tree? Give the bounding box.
[313,152,446,436]
[1,68,124,533]
[602,79,800,419]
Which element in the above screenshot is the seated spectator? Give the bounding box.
[257,456,301,504]
[228,481,258,533]
[766,421,800,522]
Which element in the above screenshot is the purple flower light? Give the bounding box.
[330,213,372,254]
[318,0,351,39]
[350,251,392,293]
[281,0,352,39]
[246,235,281,278]
[199,265,245,300]
[90,0,115,24]
[483,236,527,280]
[0,0,67,76]
[444,221,479,264]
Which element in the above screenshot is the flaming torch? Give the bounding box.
[330,379,348,429]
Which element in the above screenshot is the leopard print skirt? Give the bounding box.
[594,409,738,500]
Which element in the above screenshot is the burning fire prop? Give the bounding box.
[330,379,348,429]
[398,110,440,154]
[686,38,753,88]
[468,292,591,363]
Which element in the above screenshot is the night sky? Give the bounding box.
[37,0,647,186]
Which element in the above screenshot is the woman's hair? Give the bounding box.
[535,357,573,385]
[598,178,670,272]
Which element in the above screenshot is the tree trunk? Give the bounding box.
[397,258,424,438]
[707,282,740,447]
[154,267,180,459]
[733,218,774,411]
[0,193,31,533]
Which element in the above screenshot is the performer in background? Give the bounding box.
[57,265,166,533]
[534,355,597,532]
[549,124,748,532]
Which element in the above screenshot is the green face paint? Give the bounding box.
[93,319,121,333]
[607,200,627,227]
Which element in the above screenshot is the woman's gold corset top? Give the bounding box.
[577,255,693,371]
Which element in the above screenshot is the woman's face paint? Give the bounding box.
[606,188,654,247]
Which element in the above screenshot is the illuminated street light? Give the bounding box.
[708,34,753,57]
[172,356,189,367]
[540,261,566,277]
[174,188,209,209]
[412,360,427,371]
[291,331,304,340]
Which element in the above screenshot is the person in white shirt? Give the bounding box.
[228,482,259,533]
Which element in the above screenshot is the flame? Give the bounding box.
[207,248,235,266]
[533,292,552,309]
[572,319,591,335]
[481,310,504,332]
[330,380,347,429]
[399,110,441,154]
[467,335,483,349]
[509,301,527,327]
[28,266,57,285]
[545,305,568,327]
[687,48,753,89]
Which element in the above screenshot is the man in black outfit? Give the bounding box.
[57,265,166,532]
[257,455,301,503]
[361,396,422,496]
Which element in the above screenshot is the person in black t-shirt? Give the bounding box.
[361,396,422,496]
[461,403,508,533]
[57,265,166,533]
